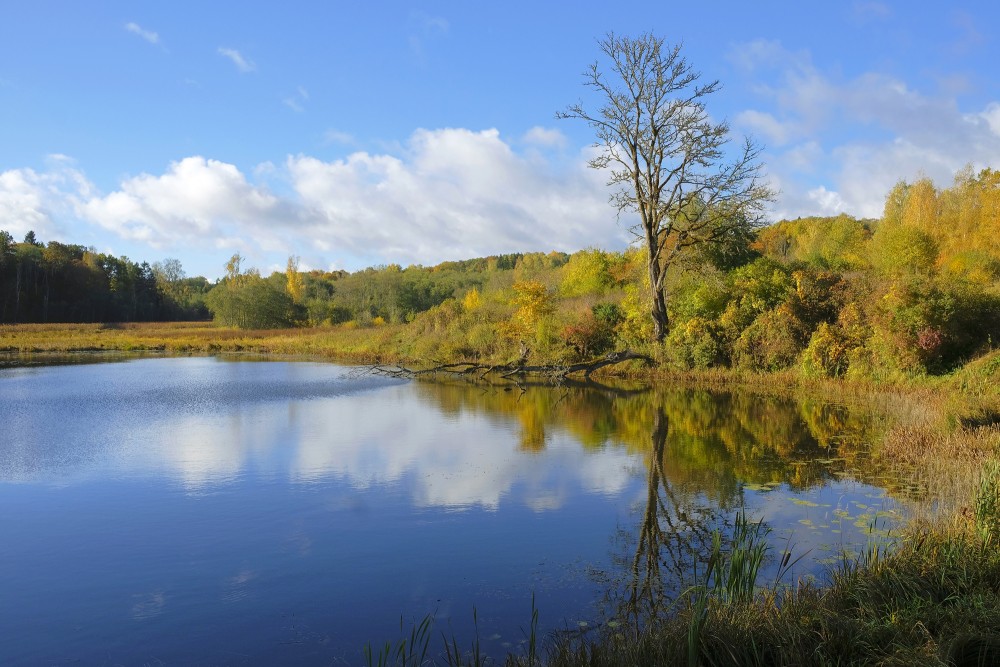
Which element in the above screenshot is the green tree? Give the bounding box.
[206,253,297,328]
[559,32,773,341]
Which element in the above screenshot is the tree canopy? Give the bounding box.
[559,32,773,340]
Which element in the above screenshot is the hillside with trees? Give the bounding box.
[4,169,1000,381]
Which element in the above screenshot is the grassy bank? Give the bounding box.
[0,321,408,363]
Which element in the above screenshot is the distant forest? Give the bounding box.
[0,231,212,323]
[3,170,1000,378]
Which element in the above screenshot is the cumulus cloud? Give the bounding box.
[286,127,626,265]
[80,156,287,247]
[125,22,159,44]
[732,40,1000,220]
[218,47,255,73]
[0,159,93,239]
[522,126,568,149]
[53,129,629,270]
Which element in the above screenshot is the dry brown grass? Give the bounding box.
[0,321,410,364]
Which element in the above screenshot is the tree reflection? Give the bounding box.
[623,406,720,623]
[408,379,890,622]
[411,381,884,495]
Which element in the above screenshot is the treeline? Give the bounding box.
[204,251,571,329]
[5,168,1000,380]
[348,168,1000,380]
[0,230,210,323]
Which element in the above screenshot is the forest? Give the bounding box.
[3,169,1000,380]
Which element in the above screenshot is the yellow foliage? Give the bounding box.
[559,248,612,297]
[285,256,304,303]
[462,288,482,312]
[618,283,654,345]
[510,280,553,333]
[901,178,938,233]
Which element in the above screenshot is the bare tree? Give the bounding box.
[559,33,774,341]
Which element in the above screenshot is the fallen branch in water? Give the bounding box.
[365,350,655,383]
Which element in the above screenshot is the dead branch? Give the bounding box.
[366,350,655,384]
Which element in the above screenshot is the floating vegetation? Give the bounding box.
[742,481,783,492]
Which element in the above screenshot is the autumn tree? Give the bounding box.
[206,253,297,329]
[559,33,773,341]
[285,255,304,303]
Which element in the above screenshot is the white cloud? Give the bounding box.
[734,110,790,146]
[218,47,255,73]
[522,126,568,149]
[806,186,848,215]
[286,127,628,265]
[734,40,1000,220]
[27,128,627,271]
[981,102,1000,137]
[0,161,93,240]
[125,22,159,45]
[81,156,285,247]
[408,12,449,62]
[322,129,355,145]
[419,15,449,34]
[283,86,309,112]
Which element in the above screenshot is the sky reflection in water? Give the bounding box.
[0,357,899,665]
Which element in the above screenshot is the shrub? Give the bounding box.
[617,284,655,347]
[734,307,808,371]
[665,317,724,369]
[561,311,616,359]
[801,322,852,377]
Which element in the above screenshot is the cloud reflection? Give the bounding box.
[0,360,640,512]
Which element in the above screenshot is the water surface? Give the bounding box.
[0,357,900,665]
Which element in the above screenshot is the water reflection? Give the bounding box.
[0,358,902,665]
[409,381,883,496]
[622,407,720,622]
[406,380,896,624]
[1,359,885,504]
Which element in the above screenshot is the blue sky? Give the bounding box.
[2,1,999,279]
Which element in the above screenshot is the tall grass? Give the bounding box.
[364,615,433,667]
[975,459,1000,546]
[537,475,1000,667]
[364,598,541,667]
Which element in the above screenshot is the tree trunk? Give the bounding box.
[647,256,669,342]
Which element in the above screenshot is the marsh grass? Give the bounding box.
[0,321,409,364]
[364,615,434,667]
[975,459,1000,545]
[541,522,1000,666]
[363,599,542,667]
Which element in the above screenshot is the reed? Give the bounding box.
[363,614,433,667]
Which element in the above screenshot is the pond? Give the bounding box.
[0,357,903,665]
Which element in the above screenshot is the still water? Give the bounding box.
[0,357,901,665]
